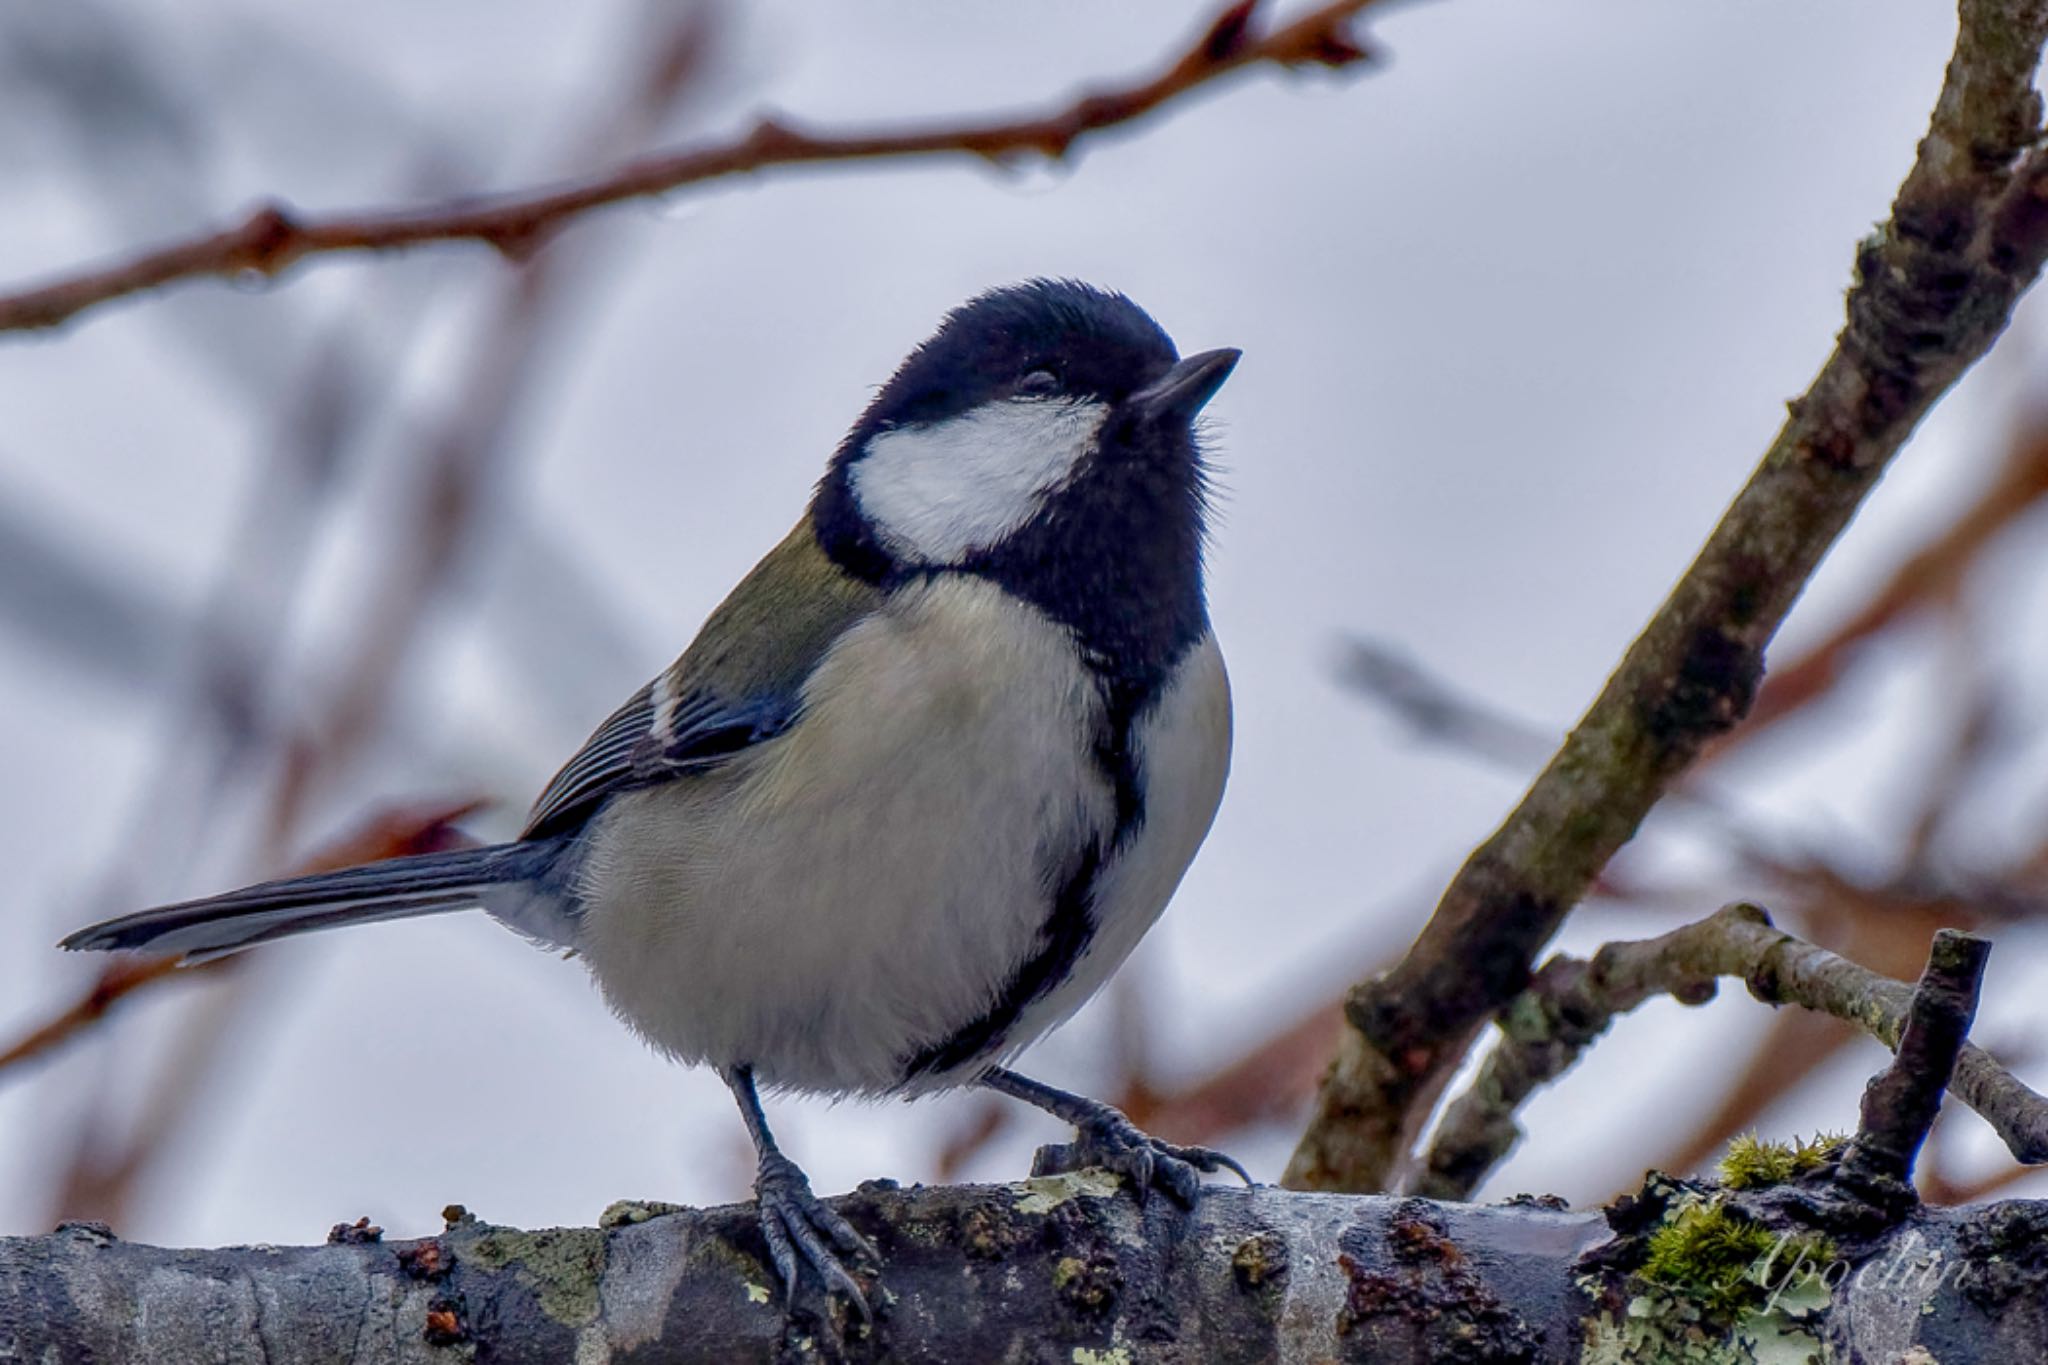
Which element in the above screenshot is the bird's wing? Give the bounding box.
[521,519,883,840]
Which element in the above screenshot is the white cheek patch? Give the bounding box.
[851,398,1108,563]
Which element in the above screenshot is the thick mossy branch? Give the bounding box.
[1286,0,2048,1194]
[8,1178,2048,1362]
[1415,905,2047,1200]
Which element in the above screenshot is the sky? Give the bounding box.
[4,0,2046,1249]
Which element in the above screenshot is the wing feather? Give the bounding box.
[519,519,882,840]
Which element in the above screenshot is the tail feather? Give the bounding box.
[61,842,560,962]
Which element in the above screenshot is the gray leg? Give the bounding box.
[979,1066,1253,1205]
[723,1065,877,1319]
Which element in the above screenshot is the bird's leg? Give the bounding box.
[722,1065,877,1319]
[978,1066,1253,1205]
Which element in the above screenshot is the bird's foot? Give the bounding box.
[753,1151,878,1321]
[1030,1101,1254,1206]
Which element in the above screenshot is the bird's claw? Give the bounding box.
[1030,1108,1254,1206]
[754,1151,877,1323]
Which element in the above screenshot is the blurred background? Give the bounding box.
[5,0,2047,1249]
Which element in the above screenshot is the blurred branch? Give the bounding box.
[1129,997,1350,1142]
[0,957,182,1079]
[0,0,1385,334]
[1286,0,2048,1193]
[1918,1109,2048,1202]
[1337,639,1558,771]
[1414,903,2047,1201]
[0,800,480,1088]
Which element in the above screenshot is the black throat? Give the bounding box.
[965,432,1208,698]
[893,419,1210,1083]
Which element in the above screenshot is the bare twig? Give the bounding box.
[1836,928,1991,1210]
[0,956,185,1078]
[0,0,1385,335]
[1286,0,2048,1193]
[1415,904,2046,1201]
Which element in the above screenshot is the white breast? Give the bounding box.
[572,576,1117,1095]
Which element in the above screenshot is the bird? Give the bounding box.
[63,278,1244,1315]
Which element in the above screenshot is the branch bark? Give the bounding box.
[1286,0,2048,1194]
[0,0,1384,334]
[8,1177,2048,1362]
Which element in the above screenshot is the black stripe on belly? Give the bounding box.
[901,675,1152,1081]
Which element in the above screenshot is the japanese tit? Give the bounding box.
[65,279,1243,1314]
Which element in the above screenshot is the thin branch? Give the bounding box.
[1414,904,2047,1201]
[1836,928,1991,1210]
[0,0,1384,335]
[1286,0,2048,1194]
[0,956,183,1078]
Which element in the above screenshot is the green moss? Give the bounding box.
[1642,1202,1780,1317]
[1636,1197,1836,1325]
[1717,1132,1845,1190]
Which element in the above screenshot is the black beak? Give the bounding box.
[1131,348,1241,425]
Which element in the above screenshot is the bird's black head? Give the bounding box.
[813,279,1239,683]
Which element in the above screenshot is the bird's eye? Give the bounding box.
[1016,368,1061,398]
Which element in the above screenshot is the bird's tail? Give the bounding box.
[60,842,561,963]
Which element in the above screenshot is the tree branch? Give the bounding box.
[9,1175,2048,1362]
[1416,905,2046,1200]
[1286,0,2048,1194]
[0,0,1386,335]
[1836,928,1991,1212]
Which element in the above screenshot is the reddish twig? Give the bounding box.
[0,0,1383,335]
[0,955,185,1078]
